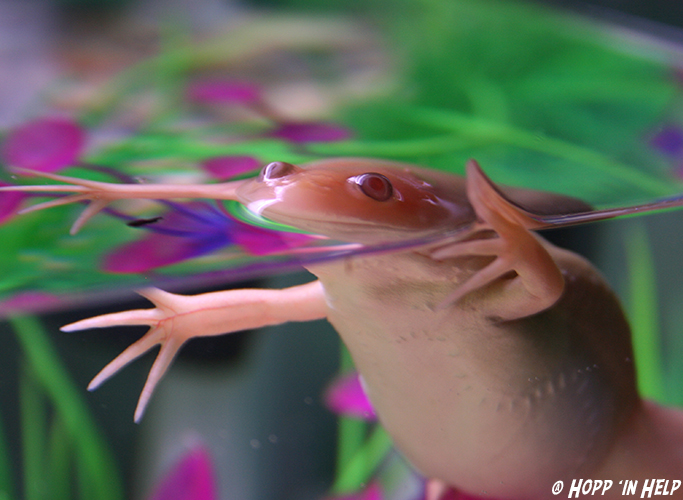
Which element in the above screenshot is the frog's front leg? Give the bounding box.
[64,280,327,421]
[0,168,246,234]
[431,160,565,320]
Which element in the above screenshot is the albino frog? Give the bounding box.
[5,158,683,499]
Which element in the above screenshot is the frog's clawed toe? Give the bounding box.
[428,160,565,318]
[62,287,190,422]
[1,169,130,234]
[431,236,516,309]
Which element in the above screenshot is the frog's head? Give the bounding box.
[235,158,475,243]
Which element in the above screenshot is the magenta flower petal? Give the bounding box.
[148,445,217,500]
[231,220,314,256]
[324,371,376,420]
[187,79,262,105]
[328,482,383,500]
[440,489,492,500]
[270,121,352,143]
[0,182,27,224]
[424,484,501,500]
[0,291,62,315]
[103,233,196,273]
[2,117,85,172]
[201,155,261,180]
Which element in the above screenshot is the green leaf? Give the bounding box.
[10,316,123,500]
[624,222,665,402]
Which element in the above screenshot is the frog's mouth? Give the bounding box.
[243,196,468,245]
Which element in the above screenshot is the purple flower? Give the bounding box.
[650,124,683,158]
[1,117,85,172]
[103,201,312,273]
[186,79,262,105]
[103,202,233,273]
[270,121,352,144]
[148,445,217,500]
[324,371,376,420]
[201,155,261,180]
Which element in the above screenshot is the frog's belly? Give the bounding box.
[326,305,615,499]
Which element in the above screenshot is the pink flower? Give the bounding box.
[436,489,486,500]
[1,117,85,172]
[270,121,352,143]
[324,371,376,420]
[0,291,61,315]
[230,219,313,256]
[328,482,383,500]
[423,481,504,500]
[0,182,27,224]
[200,155,261,180]
[148,445,217,500]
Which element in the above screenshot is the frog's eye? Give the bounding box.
[354,173,393,202]
[260,161,299,180]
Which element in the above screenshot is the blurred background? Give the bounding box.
[1,1,683,499]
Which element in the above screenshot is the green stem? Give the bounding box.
[0,409,15,500]
[624,222,665,401]
[405,106,676,196]
[10,316,123,500]
[20,367,46,500]
[309,135,479,159]
[330,426,394,495]
[47,415,72,500]
[333,347,368,486]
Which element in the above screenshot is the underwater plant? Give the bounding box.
[2,0,683,498]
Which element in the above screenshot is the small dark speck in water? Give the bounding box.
[127,216,163,227]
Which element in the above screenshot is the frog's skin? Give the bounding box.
[5,159,683,499]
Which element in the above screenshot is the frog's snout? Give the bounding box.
[259,161,302,181]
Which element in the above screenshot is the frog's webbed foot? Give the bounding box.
[62,281,327,422]
[431,160,564,319]
[0,168,244,234]
[0,169,131,234]
[63,287,204,422]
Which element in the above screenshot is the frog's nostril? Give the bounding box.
[260,161,299,180]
